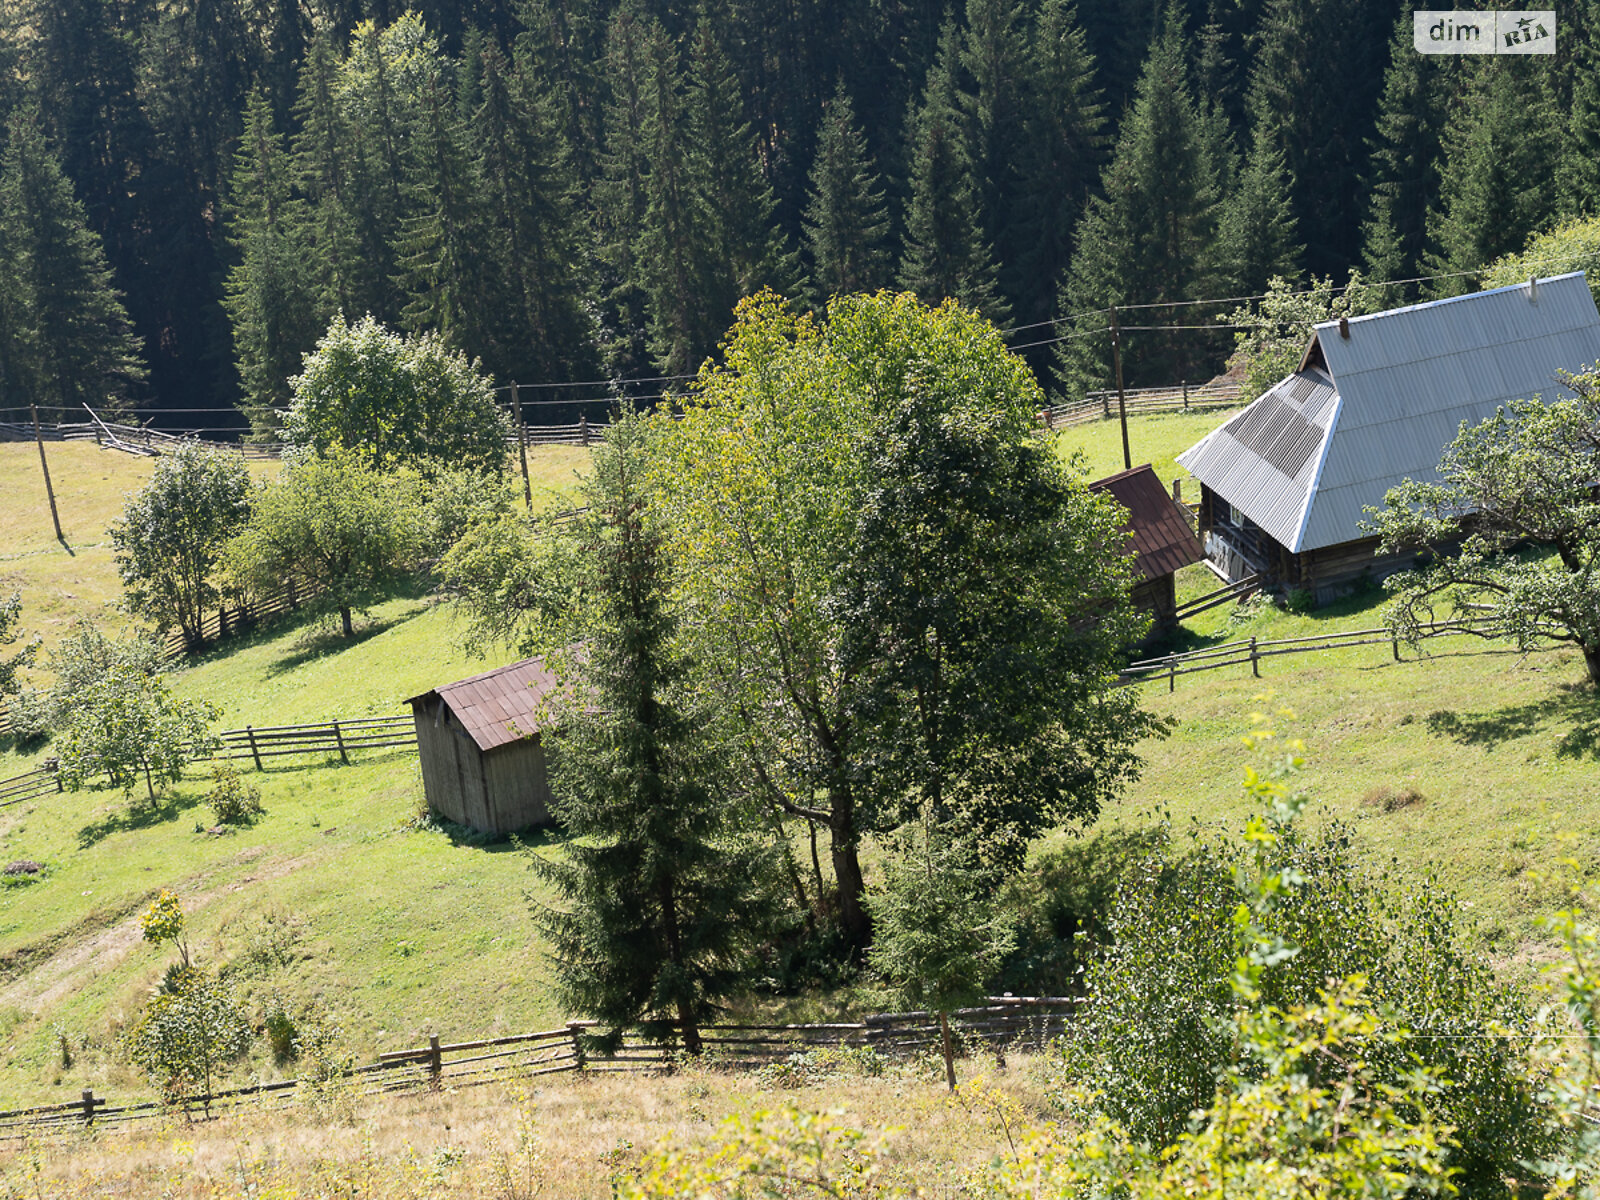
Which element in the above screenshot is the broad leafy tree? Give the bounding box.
[0,594,38,701]
[1369,372,1600,685]
[1481,218,1600,310]
[110,442,252,651]
[652,291,1164,947]
[224,452,424,638]
[1221,274,1382,404]
[8,621,163,739]
[55,664,221,801]
[283,315,508,476]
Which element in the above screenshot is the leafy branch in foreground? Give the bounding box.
[1367,370,1600,684]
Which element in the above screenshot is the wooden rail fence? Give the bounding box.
[0,997,1075,1137]
[1043,380,1242,429]
[1120,617,1516,691]
[216,716,415,769]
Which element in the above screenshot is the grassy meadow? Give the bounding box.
[0,407,1597,1141]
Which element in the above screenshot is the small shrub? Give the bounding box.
[754,1046,885,1090]
[207,764,264,825]
[263,995,298,1065]
[1285,587,1315,613]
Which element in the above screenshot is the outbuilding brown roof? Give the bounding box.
[406,657,562,753]
[1090,464,1203,581]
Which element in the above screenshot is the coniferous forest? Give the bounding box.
[5,0,1600,433]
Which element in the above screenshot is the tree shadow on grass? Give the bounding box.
[76,789,204,849]
[1425,682,1600,760]
[263,615,409,678]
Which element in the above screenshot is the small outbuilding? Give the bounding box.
[1177,272,1600,602]
[1090,463,1203,629]
[407,657,560,836]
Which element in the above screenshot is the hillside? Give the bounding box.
[0,414,1595,1113]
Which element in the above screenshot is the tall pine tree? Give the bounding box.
[1056,4,1224,394]
[803,79,892,302]
[0,103,144,419]
[898,22,1006,323]
[1215,119,1301,295]
[1424,62,1559,294]
[223,90,320,438]
[530,409,772,1054]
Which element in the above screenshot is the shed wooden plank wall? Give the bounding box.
[410,702,553,835]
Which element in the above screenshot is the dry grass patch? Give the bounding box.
[1,1053,1054,1197]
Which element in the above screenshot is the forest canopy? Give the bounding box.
[1,0,1595,428]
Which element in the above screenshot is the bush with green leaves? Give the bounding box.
[206,763,264,825]
[125,969,251,1106]
[1222,273,1383,404]
[283,314,509,477]
[109,440,252,650]
[55,664,221,802]
[8,620,162,740]
[1063,817,1551,1195]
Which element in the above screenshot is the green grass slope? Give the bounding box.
[0,410,1594,1111]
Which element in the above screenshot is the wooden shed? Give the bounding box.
[1090,463,1203,629]
[407,658,560,835]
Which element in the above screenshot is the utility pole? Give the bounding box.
[511,382,532,511]
[30,404,63,543]
[1110,306,1131,471]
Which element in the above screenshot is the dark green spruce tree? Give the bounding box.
[472,43,596,384]
[685,14,798,313]
[592,1,657,375]
[531,410,772,1054]
[396,63,494,354]
[961,0,1030,315]
[899,22,1006,323]
[1361,15,1456,305]
[803,79,893,302]
[1424,62,1559,294]
[292,32,361,320]
[1558,0,1600,218]
[634,23,721,375]
[1056,5,1223,394]
[1215,119,1301,295]
[223,90,321,437]
[0,104,144,419]
[1004,0,1105,336]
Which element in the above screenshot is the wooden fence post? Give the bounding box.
[428,1034,442,1087]
[49,758,62,792]
[246,726,263,772]
[1182,379,1188,410]
[332,720,349,765]
[80,1088,97,1125]
[1168,655,1177,692]
[1250,636,1260,678]
[1392,633,1402,662]
[579,416,590,447]
[568,1022,588,1070]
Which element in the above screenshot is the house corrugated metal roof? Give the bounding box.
[1176,367,1340,549]
[406,658,561,753]
[1089,463,1203,580]
[1178,272,1600,552]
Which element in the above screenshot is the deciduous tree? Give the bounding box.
[110,442,252,651]
[1369,373,1600,685]
[55,665,221,801]
[224,451,424,638]
[283,314,508,476]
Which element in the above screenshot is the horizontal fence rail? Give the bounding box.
[215,716,416,769]
[0,997,1077,1138]
[1043,380,1243,429]
[1120,616,1522,691]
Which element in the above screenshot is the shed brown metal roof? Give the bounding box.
[406,657,562,753]
[1090,464,1203,582]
